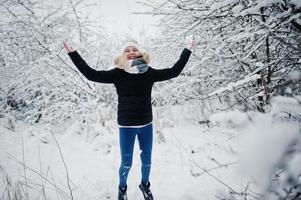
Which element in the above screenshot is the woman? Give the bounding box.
[63,40,194,200]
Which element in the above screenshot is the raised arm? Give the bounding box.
[63,40,116,84]
[150,48,191,82]
[67,51,117,84]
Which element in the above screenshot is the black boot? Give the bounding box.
[139,181,153,200]
[118,185,128,200]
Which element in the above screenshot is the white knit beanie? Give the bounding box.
[122,41,140,52]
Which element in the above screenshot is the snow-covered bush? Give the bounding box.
[217,96,301,200]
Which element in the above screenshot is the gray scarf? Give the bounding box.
[124,58,149,74]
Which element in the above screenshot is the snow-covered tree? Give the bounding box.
[138,0,301,114]
[0,0,118,124]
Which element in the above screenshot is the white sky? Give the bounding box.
[96,0,161,42]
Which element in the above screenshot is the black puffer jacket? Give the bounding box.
[68,48,191,126]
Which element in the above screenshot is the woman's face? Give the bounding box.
[124,46,139,60]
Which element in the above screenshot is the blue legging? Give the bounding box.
[119,123,153,188]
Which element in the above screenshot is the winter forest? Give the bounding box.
[0,0,300,199]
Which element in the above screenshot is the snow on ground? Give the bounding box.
[0,98,300,200]
[0,121,238,200]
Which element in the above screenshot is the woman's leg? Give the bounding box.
[119,127,137,188]
[137,123,153,184]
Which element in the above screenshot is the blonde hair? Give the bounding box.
[114,51,150,69]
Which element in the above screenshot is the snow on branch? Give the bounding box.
[208,74,260,97]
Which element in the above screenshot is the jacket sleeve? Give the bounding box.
[68,51,117,84]
[150,48,191,82]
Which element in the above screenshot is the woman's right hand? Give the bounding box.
[63,41,75,53]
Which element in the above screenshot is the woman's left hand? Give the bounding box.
[184,34,196,52]
[189,37,196,52]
